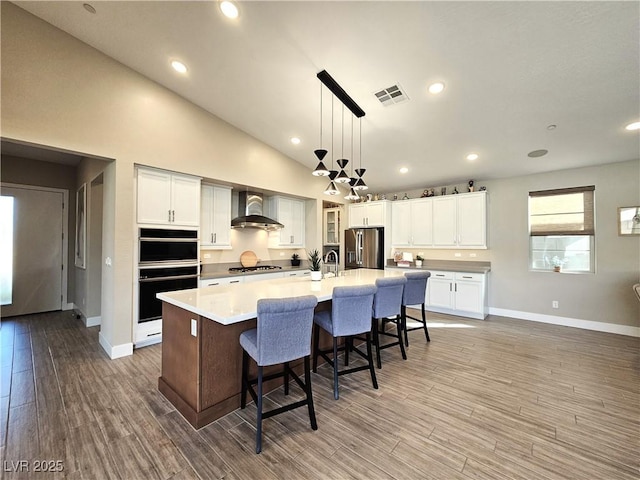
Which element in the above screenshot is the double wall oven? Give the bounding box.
[136,228,198,346]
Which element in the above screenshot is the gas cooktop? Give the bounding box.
[228,265,283,273]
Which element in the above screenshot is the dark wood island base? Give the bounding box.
[158,301,330,429]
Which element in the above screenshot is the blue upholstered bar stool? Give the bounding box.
[312,285,378,400]
[372,276,408,369]
[240,295,318,454]
[401,271,431,346]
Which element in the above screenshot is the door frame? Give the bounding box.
[1,182,70,310]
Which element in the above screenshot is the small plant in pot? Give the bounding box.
[415,254,424,267]
[308,249,323,281]
[551,256,566,272]
[291,253,301,267]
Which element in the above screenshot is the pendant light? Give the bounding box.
[324,96,340,195]
[312,82,330,176]
[345,115,359,200]
[334,105,351,184]
[353,118,368,191]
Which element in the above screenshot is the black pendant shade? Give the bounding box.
[314,149,328,161]
[335,158,350,183]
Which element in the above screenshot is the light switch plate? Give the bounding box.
[191,319,197,337]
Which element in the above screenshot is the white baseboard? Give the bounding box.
[489,307,640,337]
[98,331,133,359]
[85,315,101,327]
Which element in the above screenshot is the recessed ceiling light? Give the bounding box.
[547,124,557,130]
[290,137,301,145]
[83,3,96,14]
[399,167,409,174]
[466,153,479,161]
[625,121,640,131]
[528,149,548,158]
[428,82,445,94]
[171,60,188,74]
[220,1,239,19]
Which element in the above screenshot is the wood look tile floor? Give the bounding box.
[0,310,638,479]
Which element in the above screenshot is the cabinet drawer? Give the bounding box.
[454,272,483,282]
[429,271,454,280]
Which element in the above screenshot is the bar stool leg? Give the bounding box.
[344,337,350,366]
[422,303,430,342]
[332,338,340,400]
[402,305,409,347]
[396,314,407,360]
[284,361,290,396]
[304,356,318,430]
[256,366,263,454]
[373,318,382,369]
[312,325,320,373]
[365,332,378,389]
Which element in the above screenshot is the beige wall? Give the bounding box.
[1,3,335,353]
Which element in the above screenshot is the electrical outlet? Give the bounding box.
[280,252,285,256]
[552,301,559,309]
[203,253,211,259]
[469,253,477,257]
[191,319,197,337]
[454,253,462,257]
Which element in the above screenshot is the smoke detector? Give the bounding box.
[374,83,409,106]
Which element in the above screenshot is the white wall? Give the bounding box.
[1,3,336,355]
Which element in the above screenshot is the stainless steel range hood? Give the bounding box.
[231,192,284,231]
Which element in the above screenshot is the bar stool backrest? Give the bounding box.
[403,271,431,306]
[373,277,407,318]
[256,295,318,366]
[331,285,377,337]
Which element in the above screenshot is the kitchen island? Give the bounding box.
[156,268,402,428]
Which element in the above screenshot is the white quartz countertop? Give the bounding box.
[157,268,405,325]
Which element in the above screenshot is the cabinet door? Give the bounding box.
[348,204,366,228]
[211,186,232,246]
[457,193,486,247]
[391,201,412,246]
[454,280,483,314]
[243,272,285,283]
[137,169,172,225]
[324,208,340,245]
[200,185,214,245]
[290,199,305,247]
[366,202,385,226]
[427,277,454,309]
[432,196,457,246]
[277,198,293,245]
[171,175,200,226]
[411,198,433,246]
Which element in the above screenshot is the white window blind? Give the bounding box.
[529,186,595,236]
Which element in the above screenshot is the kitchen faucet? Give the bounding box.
[324,250,339,276]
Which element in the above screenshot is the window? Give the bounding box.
[529,186,595,273]
[0,196,14,305]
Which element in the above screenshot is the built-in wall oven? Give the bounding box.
[136,228,199,347]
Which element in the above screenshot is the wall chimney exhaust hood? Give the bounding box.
[231,192,284,230]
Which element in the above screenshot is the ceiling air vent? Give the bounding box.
[374,84,409,106]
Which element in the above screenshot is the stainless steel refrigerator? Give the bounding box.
[345,227,384,270]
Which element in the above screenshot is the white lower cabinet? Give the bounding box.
[243,272,285,283]
[200,277,244,287]
[426,270,488,319]
[284,270,311,278]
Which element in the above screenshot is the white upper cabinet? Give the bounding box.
[391,198,433,247]
[432,192,486,248]
[201,185,232,249]
[267,196,305,248]
[348,201,389,228]
[323,207,340,245]
[137,167,200,227]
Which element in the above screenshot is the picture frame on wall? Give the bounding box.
[618,206,640,236]
[75,183,86,268]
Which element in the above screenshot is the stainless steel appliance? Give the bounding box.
[139,228,198,264]
[136,228,199,347]
[345,227,384,270]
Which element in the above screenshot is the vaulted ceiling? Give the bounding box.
[14,1,640,192]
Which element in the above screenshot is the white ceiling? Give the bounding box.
[14,1,640,193]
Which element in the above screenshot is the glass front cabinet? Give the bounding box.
[323,207,340,246]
